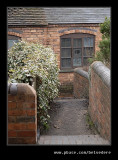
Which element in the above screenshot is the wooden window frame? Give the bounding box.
[60,33,95,70]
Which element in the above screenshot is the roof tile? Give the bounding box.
[7,7,110,26]
[7,7,48,26]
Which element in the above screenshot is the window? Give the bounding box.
[8,35,20,49]
[60,33,95,69]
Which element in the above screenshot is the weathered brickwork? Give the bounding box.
[58,72,74,97]
[8,83,37,144]
[88,62,111,141]
[73,61,111,142]
[59,72,74,84]
[73,69,89,99]
[8,24,102,87]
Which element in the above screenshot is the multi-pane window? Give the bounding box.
[60,33,95,69]
[61,38,71,68]
[8,35,20,49]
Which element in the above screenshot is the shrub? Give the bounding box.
[88,17,110,67]
[8,40,60,130]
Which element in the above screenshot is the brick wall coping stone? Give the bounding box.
[8,83,18,95]
[8,83,36,95]
[91,61,110,88]
[74,68,89,80]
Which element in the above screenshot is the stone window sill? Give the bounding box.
[59,69,74,73]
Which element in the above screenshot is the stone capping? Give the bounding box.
[8,83,18,95]
[8,83,36,95]
[91,61,110,88]
[74,68,89,80]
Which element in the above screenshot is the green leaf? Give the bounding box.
[8,40,60,130]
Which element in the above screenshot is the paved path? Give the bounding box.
[38,98,110,145]
[38,135,109,145]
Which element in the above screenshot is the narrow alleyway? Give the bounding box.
[38,98,110,145]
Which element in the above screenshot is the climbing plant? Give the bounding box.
[8,40,60,130]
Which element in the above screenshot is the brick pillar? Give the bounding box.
[8,83,37,144]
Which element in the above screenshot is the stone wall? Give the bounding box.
[8,83,37,144]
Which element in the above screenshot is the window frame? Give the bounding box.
[8,35,21,49]
[60,33,95,70]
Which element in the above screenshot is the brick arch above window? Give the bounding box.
[59,27,97,36]
[8,28,23,37]
[8,31,22,37]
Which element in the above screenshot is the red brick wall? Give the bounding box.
[73,69,89,99]
[8,83,37,144]
[8,24,102,86]
[59,72,74,84]
[89,61,111,141]
[73,61,111,141]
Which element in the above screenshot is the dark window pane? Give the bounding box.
[61,58,71,68]
[73,58,82,66]
[61,48,71,58]
[61,38,71,47]
[90,38,94,47]
[73,49,82,66]
[8,40,18,49]
[84,37,93,47]
[73,49,82,57]
[83,47,93,56]
[83,57,90,66]
[73,38,82,48]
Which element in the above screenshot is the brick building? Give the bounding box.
[7,7,110,96]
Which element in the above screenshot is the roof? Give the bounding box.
[7,7,48,25]
[7,7,110,26]
[44,7,110,24]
